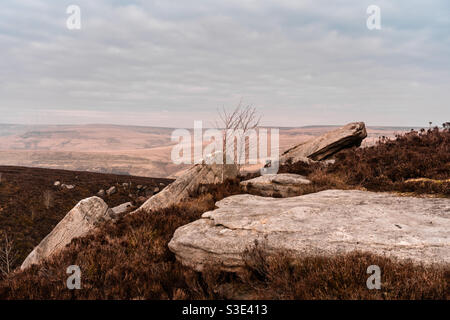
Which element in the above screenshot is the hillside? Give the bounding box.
[0,166,173,269]
[0,124,413,178]
[0,127,448,300]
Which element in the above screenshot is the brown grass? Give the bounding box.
[0,166,172,270]
[280,127,450,196]
[0,177,447,300]
[0,179,242,299]
[238,242,449,300]
[0,128,448,300]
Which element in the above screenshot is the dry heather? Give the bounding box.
[280,127,450,196]
[0,127,448,299]
[0,166,172,270]
[0,178,448,300]
[240,243,448,300]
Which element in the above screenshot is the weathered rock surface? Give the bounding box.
[241,173,311,197]
[280,122,367,164]
[106,186,116,196]
[21,196,116,270]
[136,163,238,213]
[144,189,154,197]
[112,202,134,215]
[168,190,450,272]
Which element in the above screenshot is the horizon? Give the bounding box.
[1,1,449,127]
[0,121,428,130]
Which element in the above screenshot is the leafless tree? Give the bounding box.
[43,190,54,209]
[215,101,261,177]
[0,232,17,277]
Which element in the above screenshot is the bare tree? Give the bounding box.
[43,190,54,209]
[0,232,17,277]
[215,101,261,178]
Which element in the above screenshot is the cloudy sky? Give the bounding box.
[0,0,449,127]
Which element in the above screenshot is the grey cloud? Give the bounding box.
[0,0,449,127]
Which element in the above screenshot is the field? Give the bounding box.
[0,127,448,299]
[0,124,414,178]
[0,166,172,269]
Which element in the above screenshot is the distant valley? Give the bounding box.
[0,123,417,178]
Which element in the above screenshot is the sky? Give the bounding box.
[0,0,449,127]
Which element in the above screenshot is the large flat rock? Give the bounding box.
[168,190,450,272]
[240,173,311,197]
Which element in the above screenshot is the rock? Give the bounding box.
[112,202,135,215]
[280,122,367,164]
[122,183,129,188]
[21,197,116,270]
[168,190,450,272]
[137,185,143,190]
[153,187,160,193]
[159,183,165,188]
[136,196,148,203]
[61,184,75,190]
[97,189,106,197]
[145,189,154,197]
[135,163,238,213]
[54,181,61,187]
[106,186,116,196]
[241,173,311,197]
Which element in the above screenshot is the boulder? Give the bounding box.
[97,189,106,197]
[54,181,61,187]
[21,196,116,270]
[168,190,450,272]
[280,122,367,164]
[240,173,311,197]
[136,163,238,213]
[136,196,148,203]
[106,186,116,196]
[61,184,75,190]
[145,189,154,197]
[112,202,135,215]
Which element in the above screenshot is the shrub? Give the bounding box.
[281,127,450,196]
[0,166,172,272]
[0,177,447,300]
[1,128,448,299]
